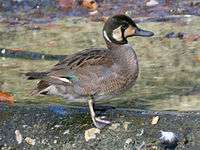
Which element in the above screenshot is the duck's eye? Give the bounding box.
[121,23,129,30]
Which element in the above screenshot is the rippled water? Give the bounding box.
[0,16,200,111]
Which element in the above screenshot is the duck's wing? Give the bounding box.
[24,48,105,80]
[34,48,125,97]
[50,48,109,73]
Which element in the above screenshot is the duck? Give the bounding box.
[26,14,154,128]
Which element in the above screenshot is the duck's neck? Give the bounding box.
[107,42,138,70]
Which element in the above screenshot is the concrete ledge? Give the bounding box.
[0,104,200,149]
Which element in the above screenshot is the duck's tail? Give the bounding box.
[25,72,49,80]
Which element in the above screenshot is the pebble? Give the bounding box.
[84,128,100,142]
[136,129,144,137]
[63,129,70,135]
[54,125,63,128]
[25,137,36,145]
[15,130,22,144]
[53,139,57,144]
[123,122,131,131]
[160,131,177,143]
[151,116,159,125]
[108,123,120,130]
[124,138,135,150]
[159,130,178,149]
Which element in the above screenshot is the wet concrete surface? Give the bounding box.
[0,1,200,150]
[0,104,200,149]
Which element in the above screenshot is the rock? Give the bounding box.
[159,131,178,149]
[25,137,36,145]
[136,129,144,137]
[108,123,120,130]
[124,138,136,150]
[63,129,70,135]
[123,122,131,131]
[84,128,100,142]
[151,116,159,125]
[15,130,22,144]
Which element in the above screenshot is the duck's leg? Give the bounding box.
[88,97,111,128]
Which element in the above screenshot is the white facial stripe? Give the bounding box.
[103,30,111,42]
[50,76,72,83]
[112,26,123,42]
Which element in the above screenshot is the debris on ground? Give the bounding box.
[139,141,146,149]
[0,106,200,149]
[151,116,159,125]
[0,91,14,106]
[136,129,144,137]
[15,130,22,144]
[123,122,131,131]
[108,123,120,130]
[63,129,70,135]
[84,128,100,142]
[25,137,36,145]
[159,130,178,149]
[124,138,135,150]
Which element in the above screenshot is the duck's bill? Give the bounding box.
[134,28,154,37]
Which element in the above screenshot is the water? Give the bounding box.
[0,16,200,111]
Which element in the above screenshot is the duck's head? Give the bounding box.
[103,15,154,45]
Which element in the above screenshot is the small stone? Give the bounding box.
[123,122,131,131]
[54,125,63,128]
[109,123,120,130]
[139,141,146,149]
[159,131,178,149]
[151,116,159,125]
[136,129,144,137]
[125,138,132,144]
[160,131,177,143]
[25,137,36,145]
[151,146,158,150]
[124,138,134,150]
[84,128,100,142]
[72,143,76,148]
[22,125,28,128]
[41,139,48,144]
[15,130,22,144]
[63,129,70,135]
[53,140,57,144]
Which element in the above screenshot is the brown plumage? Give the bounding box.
[27,14,154,128]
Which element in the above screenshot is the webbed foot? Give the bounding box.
[93,117,111,128]
[88,98,111,128]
